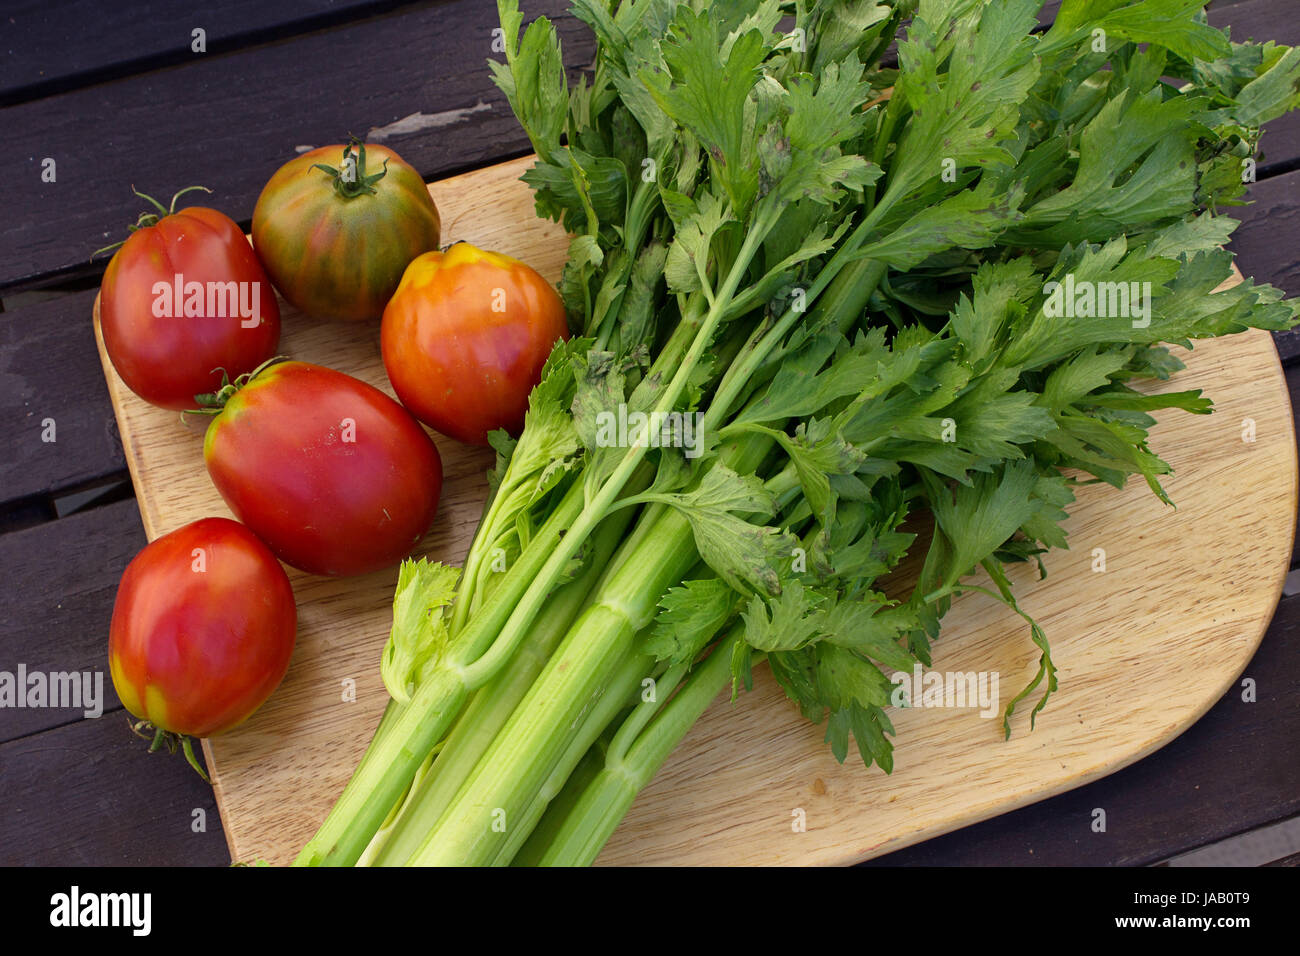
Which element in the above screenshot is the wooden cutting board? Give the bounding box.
[93,155,1297,866]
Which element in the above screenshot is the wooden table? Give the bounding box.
[2,0,1297,867]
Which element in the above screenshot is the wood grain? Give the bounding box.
[868,589,1300,865]
[92,157,1297,866]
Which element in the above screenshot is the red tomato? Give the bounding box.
[109,517,297,739]
[203,361,443,576]
[100,193,280,410]
[381,243,569,445]
[252,142,442,322]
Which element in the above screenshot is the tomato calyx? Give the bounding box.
[129,717,210,783]
[311,139,389,200]
[91,185,214,259]
[187,356,288,416]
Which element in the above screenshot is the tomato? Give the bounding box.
[203,361,443,577]
[252,142,442,322]
[99,191,280,411]
[109,517,297,742]
[380,243,569,445]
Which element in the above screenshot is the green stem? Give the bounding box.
[366,476,645,865]
[296,210,769,866]
[605,661,688,766]
[485,648,652,866]
[406,424,779,866]
[529,628,746,867]
[406,505,701,866]
[510,744,608,867]
[294,665,468,866]
[294,479,587,866]
[705,248,889,434]
[459,213,776,690]
[450,469,525,635]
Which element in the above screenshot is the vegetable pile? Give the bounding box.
[99,136,559,758]
[291,0,1300,866]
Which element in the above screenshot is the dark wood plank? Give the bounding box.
[0,497,145,741]
[1228,169,1300,362]
[0,710,229,866]
[0,289,126,502]
[0,0,595,291]
[865,589,1300,866]
[1,0,425,105]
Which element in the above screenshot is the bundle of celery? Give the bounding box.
[296,0,1300,866]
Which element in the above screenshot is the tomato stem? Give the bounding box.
[128,718,211,784]
[190,356,289,412]
[167,184,212,213]
[131,186,169,219]
[90,185,212,260]
[312,138,389,199]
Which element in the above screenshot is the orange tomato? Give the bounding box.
[380,243,569,445]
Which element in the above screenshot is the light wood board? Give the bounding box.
[93,155,1298,866]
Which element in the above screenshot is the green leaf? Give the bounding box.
[490,1,568,163]
[801,0,894,76]
[817,644,894,710]
[571,349,628,454]
[784,55,873,153]
[1214,43,1300,128]
[741,580,828,652]
[927,459,1042,591]
[645,578,739,664]
[849,702,897,772]
[641,7,768,212]
[663,191,734,297]
[820,599,918,673]
[889,0,1041,200]
[736,327,897,426]
[506,339,585,501]
[1008,90,1203,245]
[1043,0,1230,65]
[559,234,604,329]
[856,182,1026,271]
[381,560,461,704]
[1140,214,1238,261]
[638,465,795,595]
[1038,347,1132,410]
[521,145,629,235]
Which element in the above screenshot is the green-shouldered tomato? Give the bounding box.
[251,142,441,322]
[99,189,280,411]
[109,517,297,747]
[202,361,443,577]
[380,243,569,445]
